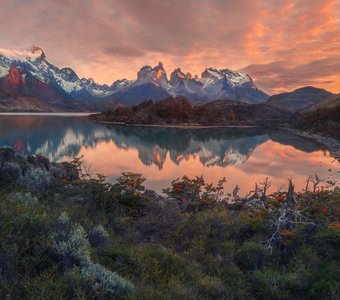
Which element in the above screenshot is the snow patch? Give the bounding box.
[0,65,9,78]
[198,78,216,88]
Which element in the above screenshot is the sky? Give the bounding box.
[0,0,339,95]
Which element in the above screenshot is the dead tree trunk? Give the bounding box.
[287,178,295,207]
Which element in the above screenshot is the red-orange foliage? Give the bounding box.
[280,229,295,238]
[275,195,286,202]
[117,172,146,193]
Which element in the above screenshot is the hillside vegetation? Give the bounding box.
[301,94,340,136]
[91,97,289,127]
[91,91,340,139]
[0,148,339,299]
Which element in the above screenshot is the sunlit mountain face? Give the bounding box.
[0,47,269,111]
[0,115,339,193]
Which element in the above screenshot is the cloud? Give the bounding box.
[243,56,340,93]
[0,0,339,93]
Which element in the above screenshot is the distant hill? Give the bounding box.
[266,87,333,113]
[0,91,88,112]
[204,99,289,124]
[300,94,340,136]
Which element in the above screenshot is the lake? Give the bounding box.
[0,114,339,194]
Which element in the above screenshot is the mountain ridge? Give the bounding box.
[0,46,337,113]
[0,46,269,110]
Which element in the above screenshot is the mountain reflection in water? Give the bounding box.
[0,115,338,193]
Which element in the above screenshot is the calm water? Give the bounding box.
[0,114,339,194]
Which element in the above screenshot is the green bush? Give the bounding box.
[0,161,339,299]
[79,263,134,298]
[50,212,92,268]
[89,225,111,248]
[235,241,267,271]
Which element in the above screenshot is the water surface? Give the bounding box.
[0,114,339,194]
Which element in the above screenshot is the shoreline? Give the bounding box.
[290,129,340,162]
[93,120,258,129]
[0,112,98,116]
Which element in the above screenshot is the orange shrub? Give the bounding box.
[279,229,295,238]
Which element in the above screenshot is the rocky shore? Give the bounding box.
[291,129,340,162]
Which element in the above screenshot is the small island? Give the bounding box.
[89,96,291,128]
[89,95,340,165]
[90,94,340,135]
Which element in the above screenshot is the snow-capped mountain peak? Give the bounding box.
[135,62,171,92]
[60,67,79,82]
[201,68,252,87]
[0,46,269,108]
[137,62,168,84]
[201,68,225,80]
[197,67,267,103]
[0,46,129,100]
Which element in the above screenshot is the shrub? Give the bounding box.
[0,192,53,299]
[116,172,146,194]
[112,172,148,216]
[89,225,110,248]
[163,175,226,211]
[50,212,91,268]
[80,263,134,298]
[235,241,267,271]
[13,192,38,205]
[20,167,53,191]
[50,214,134,298]
[2,162,22,180]
[197,275,228,299]
[250,268,307,299]
[137,198,184,244]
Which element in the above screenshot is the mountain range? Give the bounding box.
[0,46,269,111]
[0,46,338,115]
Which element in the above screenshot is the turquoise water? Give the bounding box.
[0,114,339,193]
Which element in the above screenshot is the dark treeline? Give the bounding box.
[91,96,290,127]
